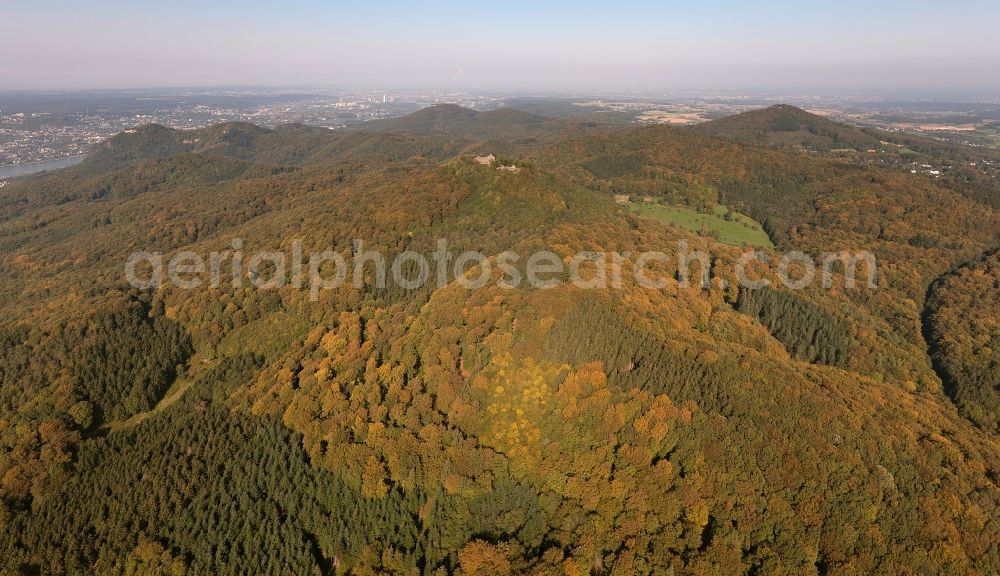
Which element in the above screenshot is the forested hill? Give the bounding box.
[694,104,886,151]
[695,104,1000,207]
[0,105,998,575]
[363,103,552,140]
[81,121,336,172]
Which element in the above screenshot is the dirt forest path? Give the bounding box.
[97,354,215,434]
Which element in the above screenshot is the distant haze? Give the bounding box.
[3,0,999,94]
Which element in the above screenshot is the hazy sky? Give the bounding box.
[3,0,999,94]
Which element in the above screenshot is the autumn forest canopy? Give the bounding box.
[0,103,998,575]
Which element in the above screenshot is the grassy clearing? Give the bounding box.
[98,355,211,433]
[629,202,774,248]
[101,312,312,433]
[216,310,312,360]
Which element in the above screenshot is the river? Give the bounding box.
[0,155,86,180]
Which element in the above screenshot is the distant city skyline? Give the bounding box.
[3,0,1000,94]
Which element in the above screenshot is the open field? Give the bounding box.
[628,202,775,247]
[892,123,980,132]
[636,110,707,124]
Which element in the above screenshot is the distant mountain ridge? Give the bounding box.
[363,103,551,139]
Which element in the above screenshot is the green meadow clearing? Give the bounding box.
[629,202,775,248]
